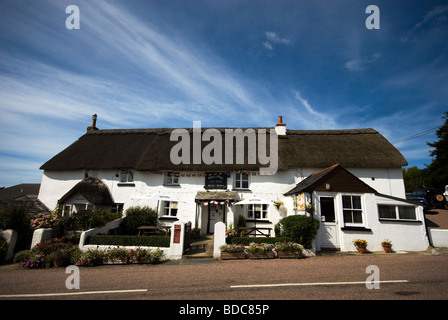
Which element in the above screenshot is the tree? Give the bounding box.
[426,111,448,191]
[402,166,425,193]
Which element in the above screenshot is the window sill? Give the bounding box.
[246,219,271,224]
[341,226,372,232]
[379,218,421,224]
[159,216,179,221]
[163,184,180,187]
[232,188,251,192]
[117,183,135,187]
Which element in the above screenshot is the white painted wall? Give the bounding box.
[314,192,429,252]
[39,166,424,251]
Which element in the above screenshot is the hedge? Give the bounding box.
[228,237,291,245]
[85,235,170,247]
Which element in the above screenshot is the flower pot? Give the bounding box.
[277,251,299,259]
[382,245,392,253]
[221,252,246,260]
[248,251,275,259]
[357,246,367,254]
[53,258,66,268]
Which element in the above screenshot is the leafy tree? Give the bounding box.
[402,166,426,193]
[426,112,448,191]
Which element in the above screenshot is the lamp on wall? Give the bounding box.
[325,183,331,190]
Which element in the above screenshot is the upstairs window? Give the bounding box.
[119,169,134,183]
[164,172,180,186]
[234,172,249,189]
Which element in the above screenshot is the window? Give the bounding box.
[342,195,363,225]
[320,197,336,223]
[234,172,249,189]
[111,203,124,215]
[119,169,134,183]
[247,204,268,220]
[162,201,178,217]
[378,205,416,220]
[164,172,180,185]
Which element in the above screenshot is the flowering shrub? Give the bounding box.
[0,236,7,255]
[246,242,274,254]
[14,236,81,268]
[220,244,245,253]
[30,213,58,230]
[77,249,104,266]
[274,241,303,253]
[353,239,368,248]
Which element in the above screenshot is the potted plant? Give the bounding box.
[51,250,68,268]
[274,241,304,259]
[305,203,315,214]
[353,239,368,254]
[220,244,246,260]
[381,239,392,253]
[246,243,275,259]
[273,200,284,209]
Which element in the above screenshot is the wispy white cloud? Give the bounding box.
[263,31,292,54]
[290,90,338,129]
[344,53,381,71]
[401,5,448,42]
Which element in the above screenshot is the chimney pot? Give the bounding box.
[275,115,286,135]
[87,114,99,132]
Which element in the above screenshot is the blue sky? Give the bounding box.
[0,0,447,187]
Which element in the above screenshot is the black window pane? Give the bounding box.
[378,205,396,219]
[398,206,416,220]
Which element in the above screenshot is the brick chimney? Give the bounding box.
[275,115,286,135]
[87,114,98,132]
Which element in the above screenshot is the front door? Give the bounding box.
[318,196,340,250]
[208,204,225,233]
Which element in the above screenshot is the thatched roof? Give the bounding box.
[40,127,407,171]
[58,177,114,206]
[0,199,51,216]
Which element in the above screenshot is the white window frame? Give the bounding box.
[161,201,178,217]
[247,204,268,220]
[378,204,417,221]
[234,172,250,189]
[341,194,364,226]
[119,169,134,183]
[164,172,180,186]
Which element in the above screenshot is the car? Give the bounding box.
[406,189,447,211]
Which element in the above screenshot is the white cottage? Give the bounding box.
[38,116,430,252]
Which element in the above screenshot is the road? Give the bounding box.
[1,250,447,301]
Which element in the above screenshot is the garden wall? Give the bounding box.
[428,229,448,248]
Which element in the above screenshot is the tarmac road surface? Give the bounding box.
[1,249,447,302]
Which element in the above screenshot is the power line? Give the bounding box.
[391,127,438,145]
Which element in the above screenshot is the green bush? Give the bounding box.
[0,204,33,251]
[119,206,157,235]
[279,215,320,249]
[85,234,170,247]
[57,207,121,231]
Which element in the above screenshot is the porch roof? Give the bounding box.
[284,164,377,195]
[195,191,237,202]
